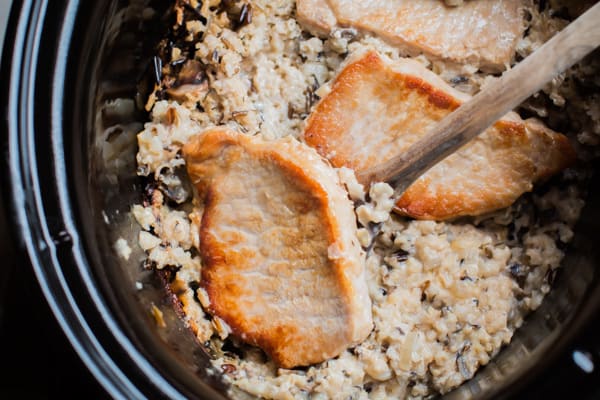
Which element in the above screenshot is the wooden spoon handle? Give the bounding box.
[357,2,600,198]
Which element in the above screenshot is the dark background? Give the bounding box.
[0,197,107,398]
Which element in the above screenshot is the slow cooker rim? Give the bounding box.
[1,1,187,398]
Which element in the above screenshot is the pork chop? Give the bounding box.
[296,0,527,71]
[296,0,337,37]
[303,51,575,220]
[182,128,372,368]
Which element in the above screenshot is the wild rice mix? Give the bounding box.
[130,1,599,398]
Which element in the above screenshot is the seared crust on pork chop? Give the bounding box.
[296,0,527,71]
[182,128,372,368]
[304,51,575,220]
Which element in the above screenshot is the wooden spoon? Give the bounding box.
[358,2,600,200]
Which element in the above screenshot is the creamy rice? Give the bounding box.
[131,1,598,398]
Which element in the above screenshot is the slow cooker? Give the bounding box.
[1,0,600,398]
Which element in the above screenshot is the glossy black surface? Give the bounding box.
[0,220,106,398]
[1,1,223,398]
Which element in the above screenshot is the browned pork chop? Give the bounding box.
[182,128,372,368]
[304,51,575,220]
[296,0,337,36]
[296,0,527,71]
